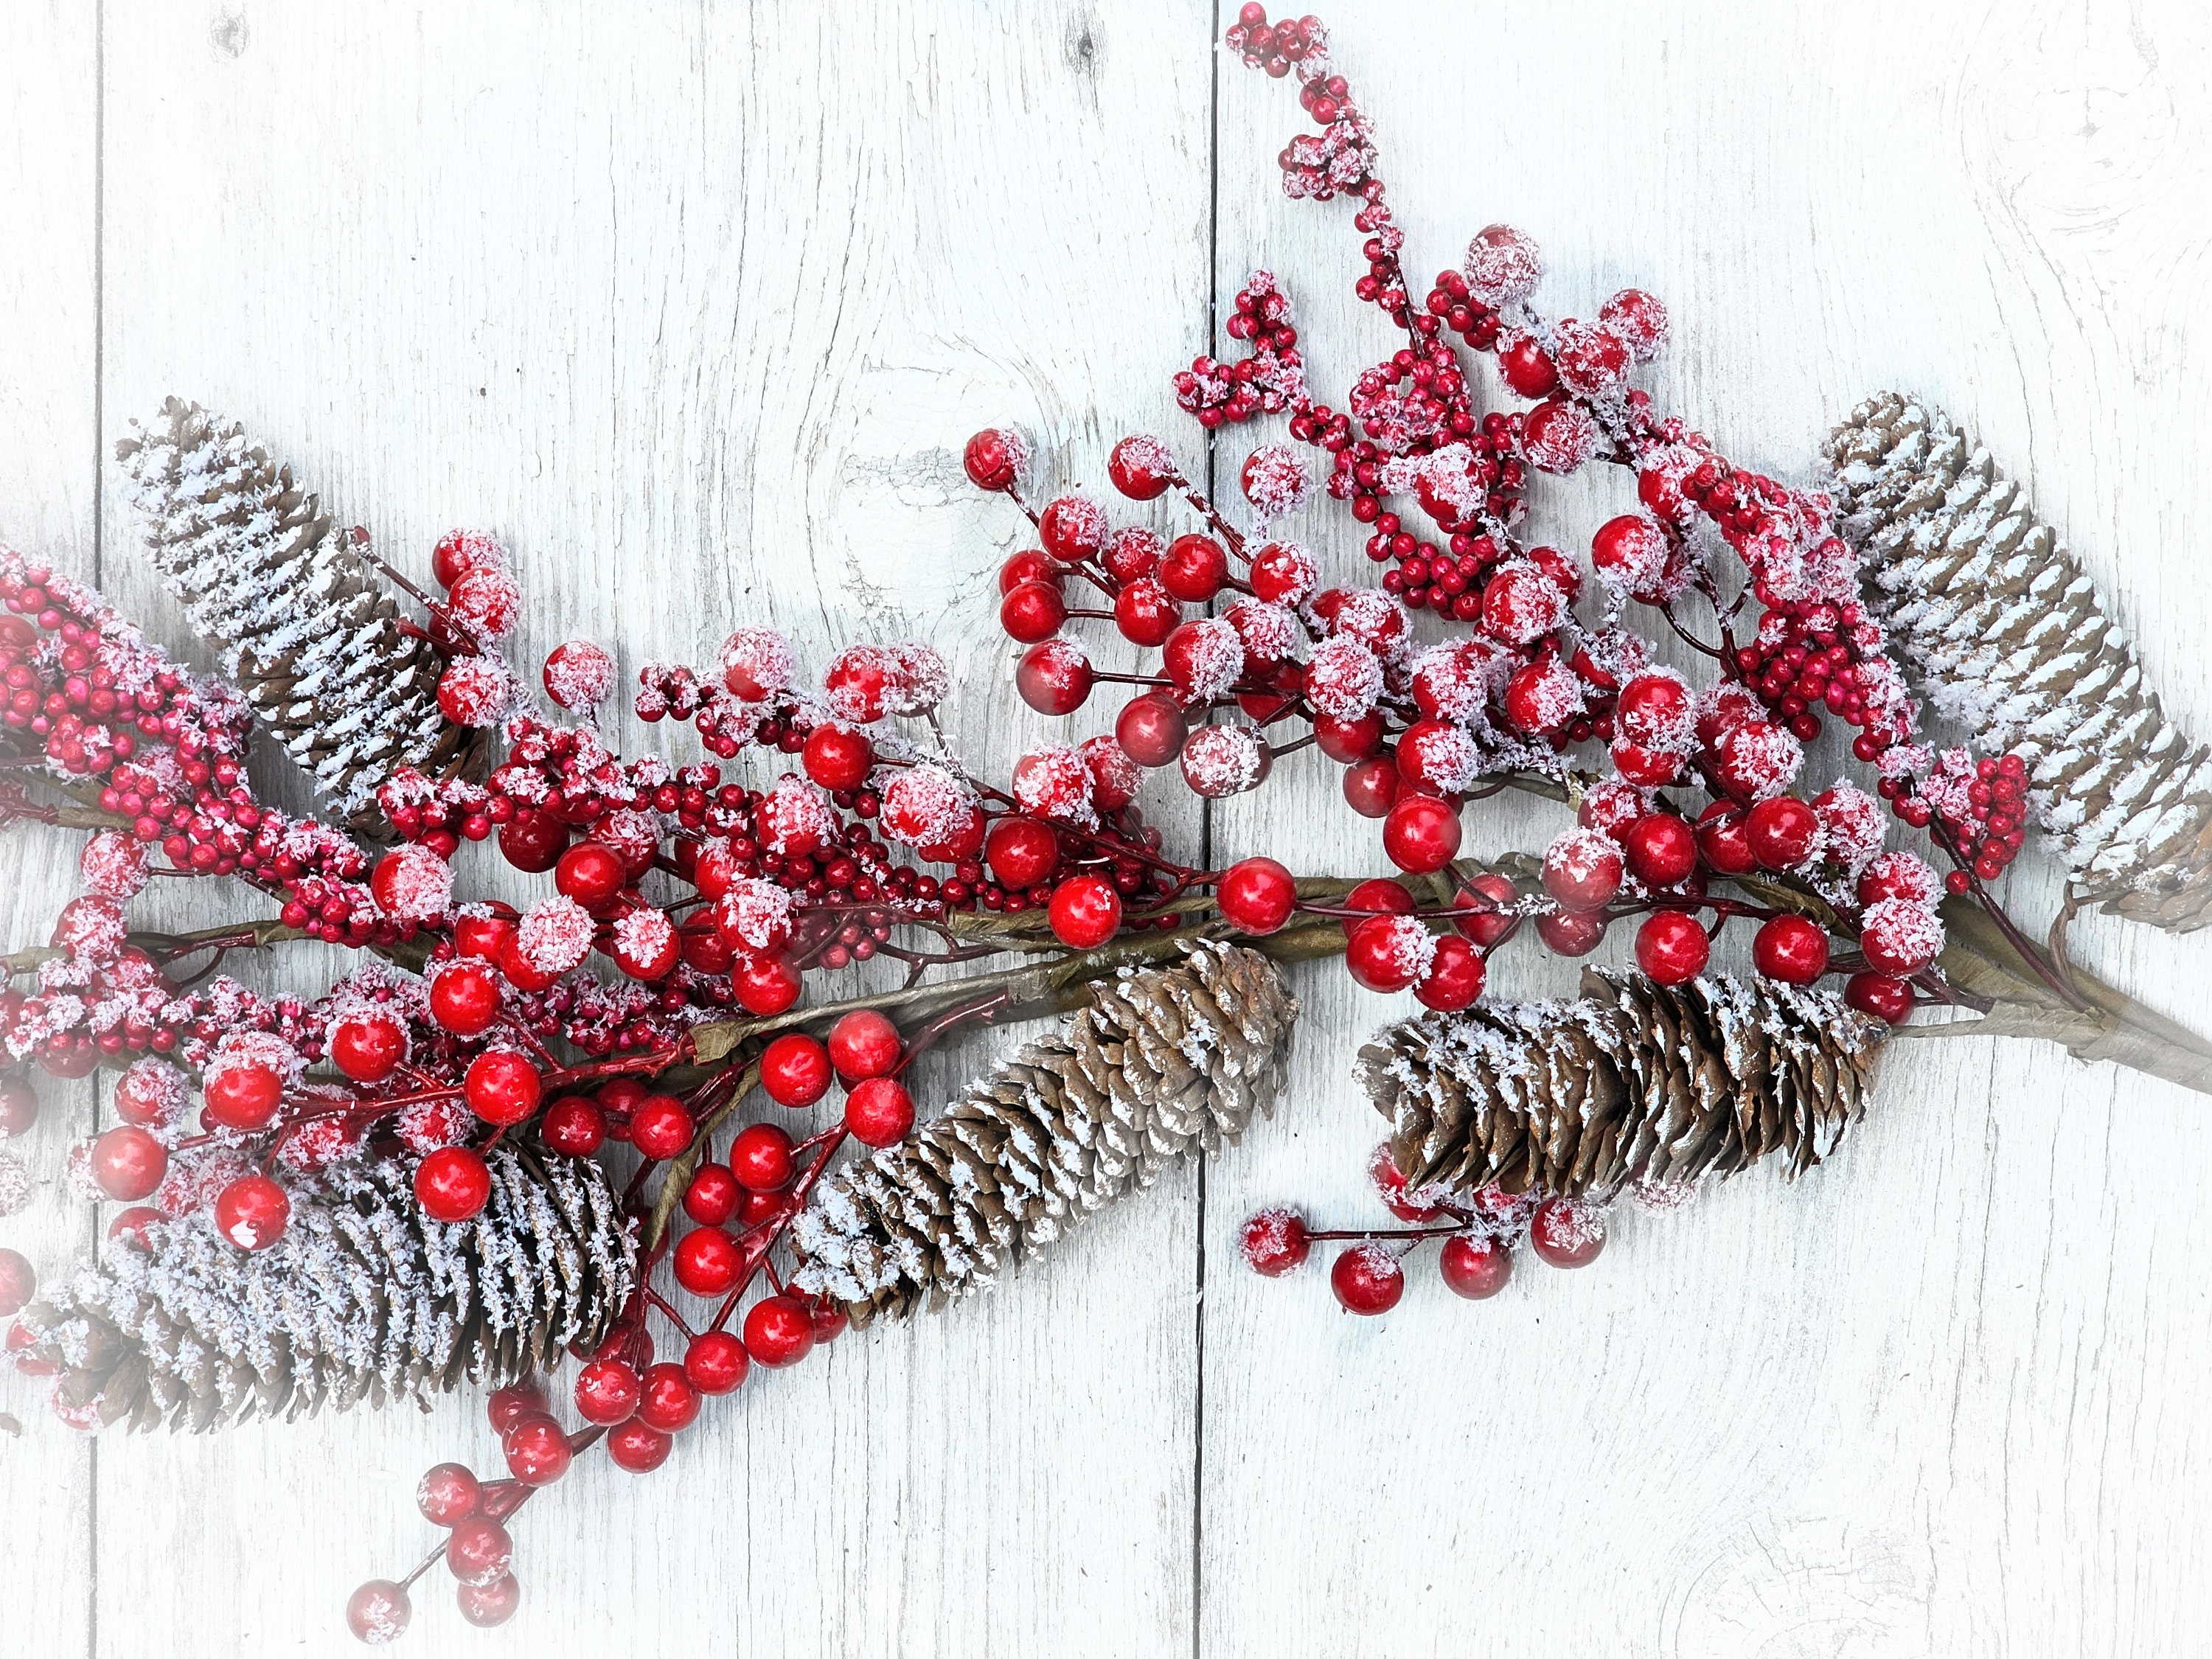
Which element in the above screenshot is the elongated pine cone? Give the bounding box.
[1826,392,2212,929]
[791,942,1298,1326]
[1362,970,1885,1200]
[17,1149,632,1431]
[115,397,473,825]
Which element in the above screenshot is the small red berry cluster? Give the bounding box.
[1239,1144,1617,1318]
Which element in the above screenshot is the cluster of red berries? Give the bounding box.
[1239,1144,1611,1317]
[1224,4,1326,80]
[1174,271,1307,429]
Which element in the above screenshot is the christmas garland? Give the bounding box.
[2,6,2209,1643]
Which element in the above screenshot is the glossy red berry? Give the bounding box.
[1454,872,1519,947]
[428,959,504,1037]
[1382,793,1462,874]
[415,1147,493,1222]
[1040,494,1106,566]
[1001,580,1069,644]
[1342,755,1400,818]
[1752,914,1831,985]
[329,1009,407,1084]
[463,1051,542,1127]
[539,1095,607,1158]
[730,1122,796,1191]
[213,1174,291,1251]
[1622,814,1698,888]
[827,1011,902,1082]
[1239,1208,1310,1277]
[801,723,874,791]
[1113,578,1180,647]
[986,817,1061,890]
[627,1095,695,1161]
[673,1225,742,1295]
[743,1294,815,1367]
[498,808,568,874]
[503,1413,574,1486]
[1845,970,1915,1025]
[1694,803,1756,875]
[1414,933,1487,1011]
[1542,830,1623,911]
[760,1033,833,1107]
[1497,333,1560,398]
[1312,710,1385,762]
[0,1076,38,1137]
[1116,692,1189,768]
[844,1077,915,1148]
[573,1358,642,1426]
[1534,908,1607,957]
[999,549,1055,592]
[456,1575,522,1629]
[1048,873,1122,948]
[1339,877,1417,939]
[962,428,1023,493]
[1746,795,1820,870]
[1109,434,1177,499]
[636,1362,701,1434]
[446,1514,514,1587]
[554,841,625,910]
[1344,915,1430,994]
[485,1380,549,1434]
[1217,857,1297,935]
[346,1579,413,1645]
[1329,1242,1406,1315]
[203,1060,283,1131]
[1439,1233,1513,1300]
[1015,639,1093,715]
[607,1419,673,1473]
[416,1461,482,1526]
[90,1125,167,1201]
[1635,911,1711,986]
[732,955,801,1016]
[1161,533,1228,602]
[1528,1197,1607,1267]
[684,1330,750,1396]
[682,1162,742,1226]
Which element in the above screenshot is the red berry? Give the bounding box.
[1845,971,1914,1025]
[1635,911,1711,985]
[1344,914,1431,994]
[541,637,615,710]
[503,1413,574,1486]
[213,1174,291,1251]
[1528,1197,1607,1267]
[730,1122,795,1191]
[987,817,1061,890]
[1858,897,1942,977]
[684,1330,750,1396]
[456,1575,522,1629]
[1001,580,1069,644]
[962,428,1024,493]
[1217,857,1297,935]
[810,1301,850,1344]
[629,1095,696,1161]
[1340,877,1417,939]
[999,549,1055,593]
[0,1249,35,1318]
[346,1579,413,1645]
[607,1419,672,1473]
[1329,1242,1406,1315]
[801,723,874,791]
[554,841,625,909]
[1382,793,1462,874]
[1160,533,1228,602]
[682,1163,741,1226]
[540,1095,606,1158]
[743,1294,815,1367]
[1015,639,1093,715]
[1040,494,1106,566]
[1048,873,1123,948]
[673,1225,742,1295]
[759,1033,832,1107]
[203,1060,283,1131]
[1752,914,1831,985]
[1415,933,1487,1011]
[636,1362,700,1434]
[732,955,801,1016]
[416,1461,481,1526]
[1239,1208,1310,1277]
[1103,525,1164,583]
[90,1125,167,1202]
[1497,333,1560,398]
[0,1076,39,1137]
[1534,908,1608,957]
[446,1514,513,1587]
[1312,711,1385,762]
[1694,803,1756,875]
[428,959,504,1037]
[330,1009,407,1084]
[1622,814,1698,888]
[1109,434,1177,499]
[485,1379,548,1434]
[844,1077,915,1148]
[1342,755,1400,818]
[497,809,568,874]
[1453,872,1519,947]
[1439,1233,1513,1300]
[1542,829,1624,911]
[1745,795,1820,870]
[1116,692,1189,768]
[415,1147,492,1222]
[1113,578,1180,647]
[573,1358,641,1425]
[463,1051,542,1127]
[827,1011,902,1082]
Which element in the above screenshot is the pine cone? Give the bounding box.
[1362,970,1885,1200]
[791,941,1298,1326]
[1825,392,2212,929]
[114,397,476,827]
[17,1149,632,1431]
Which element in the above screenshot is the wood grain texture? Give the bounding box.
[3,1,2209,1654]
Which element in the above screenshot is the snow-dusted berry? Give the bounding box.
[757,775,838,857]
[1161,618,1247,707]
[1249,540,1318,607]
[1479,561,1569,647]
[1013,744,1098,829]
[1108,434,1178,501]
[1344,914,1437,993]
[1859,897,1944,977]
[79,830,150,900]
[1542,828,1624,911]
[542,639,616,710]
[880,763,978,849]
[1463,223,1543,307]
[885,641,950,716]
[448,563,521,641]
[1601,288,1670,361]
[517,896,597,978]
[1520,399,1600,475]
[1239,444,1310,520]
[1179,724,1271,799]
[1711,718,1804,802]
[1303,636,1384,721]
[370,844,453,922]
[436,655,519,728]
[719,626,794,702]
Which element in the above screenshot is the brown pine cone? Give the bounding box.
[1826,391,2212,929]
[790,941,1298,1327]
[1362,969,1885,1200]
[115,397,477,828]
[16,1149,631,1431]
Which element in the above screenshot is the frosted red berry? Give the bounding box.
[607,1419,673,1473]
[1415,933,1486,1011]
[346,1579,412,1646]
[0,1249,35,1318]
[416,1461,481,1526]
[1040,494,1107,566]
[214,1174,291,1251]
[1528,1197,1607,1268]
[1239,1208,1310,1277]
[1344,914,1433,994]
[1543,829,1623,911]
[573,1358,642,1426]
[1015,639,1093,715]
[962,428,1024,493]
[90,1125,167,1202]
[540,1095,606,1157]
[503,1414,574,1486]
[636,1363,701,1434]
[1329,1242,1406,1315]
[1439,1233,1512,1300]
[1109,434,1177,500]
[445,1514,514,1587]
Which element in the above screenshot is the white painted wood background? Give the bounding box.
[4,1,2210,1653]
